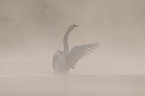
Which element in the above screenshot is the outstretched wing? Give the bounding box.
[66,42,99,69]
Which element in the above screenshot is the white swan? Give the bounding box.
[52,24,99,74]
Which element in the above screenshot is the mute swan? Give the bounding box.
[52,24,99,74]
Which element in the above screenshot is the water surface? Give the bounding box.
[0,73,145,96]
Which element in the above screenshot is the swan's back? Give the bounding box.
[52,50,62,71]
[52,50,70,74]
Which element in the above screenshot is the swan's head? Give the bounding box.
[68,24,79,30]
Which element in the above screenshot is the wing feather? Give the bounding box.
[66,42,99,69]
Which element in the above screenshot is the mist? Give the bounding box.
[0,0,145,74]
[1,0,145,96]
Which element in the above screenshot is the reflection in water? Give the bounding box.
[64,77,69,96]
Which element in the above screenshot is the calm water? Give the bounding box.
[0,73,145,96]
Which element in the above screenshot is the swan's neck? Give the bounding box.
[63,28,72,55]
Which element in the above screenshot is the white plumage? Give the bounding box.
[52,24,99,74]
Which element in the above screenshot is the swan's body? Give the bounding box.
[52,24,99,74]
